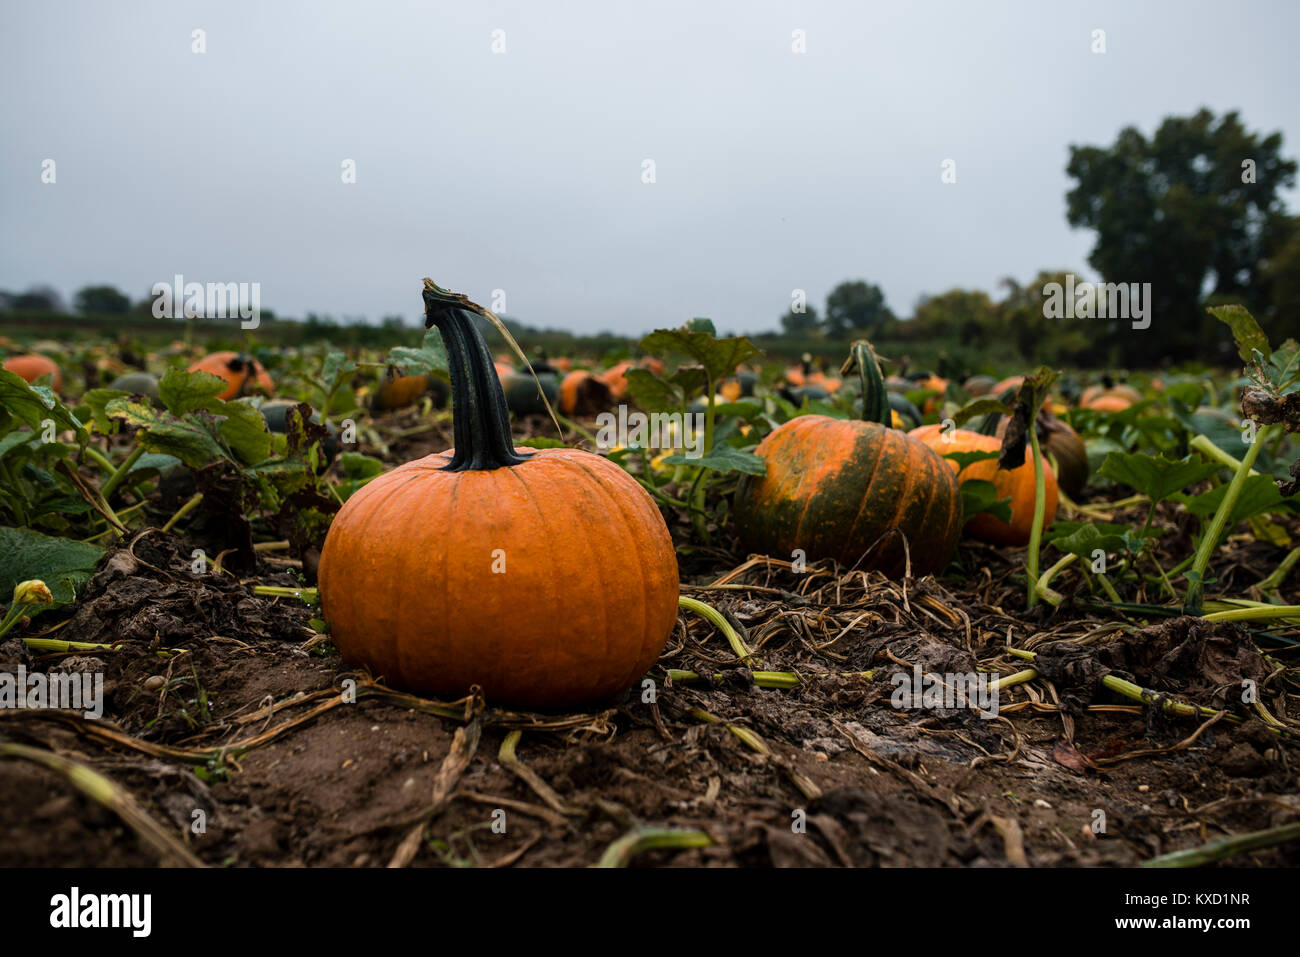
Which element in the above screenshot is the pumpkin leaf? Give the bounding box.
[1168,400,1250,460]
[1097,452,1223,505]
[217,400,275,466]
[127,452,183,478]
[340,452,385,480]
[958,478,1012,524]
[388,329,449,377]
[951,398,1013,429]
[0,370,86,441]
[625,368,685,413]
[1044,522,1155,559]
[638,329,763,386]
[0,526,105,609]
[82,388,130,434]
[660,444,765,476]
[712,399,764,421]
[158,368,228,415]
[1173,473,1297,525]
[1209,304,1270,364]
[103,399,267,469]
[680,317,716,336]
[105,400,227,468]
[941,448,1001,472]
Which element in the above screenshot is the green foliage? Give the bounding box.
[1097,452,1224,504]
[0,527,104,610]
[1066,109,1299,361]
[958,478,1012,524]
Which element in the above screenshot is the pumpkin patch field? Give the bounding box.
[1,290,1299,872]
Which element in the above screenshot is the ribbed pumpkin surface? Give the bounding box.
[318,446,679,708]
[733,415,962,577]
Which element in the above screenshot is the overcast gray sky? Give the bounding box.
[3,0,1298,335]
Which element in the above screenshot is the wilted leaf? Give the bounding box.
[1210,304,1270,363]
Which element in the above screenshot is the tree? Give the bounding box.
[779,304,820,335]
[824,281,895,338]
[11,285,64,311]
[909,288,998,346]
[74,285,131,315]
[1066,109,1298,361]
[1264,227,1300,326]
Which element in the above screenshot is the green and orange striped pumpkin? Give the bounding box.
[733,340,962,577]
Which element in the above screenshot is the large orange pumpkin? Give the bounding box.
[734,341,962,577]
[317,280,679,708]
[3,354,62,391]
[187,352,274,401]
[911,424,1058,546]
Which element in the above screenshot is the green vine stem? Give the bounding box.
[1034,552,1076,606]
[594,827,715,868]
[1141,821,1300,868]
[1258,546,1300,594]
[161,492,203,533]
[1201,604,1300,623]
[1189,433,1260,477]
[1025,425,1048,610]
[99,445,145,501]
[1006,646,1246,725]
[667,667,875,689]
[677,595,754,663]
[253,585,320,604]
[1184,423,1280,615]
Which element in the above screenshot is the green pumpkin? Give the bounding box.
[502,372,560,417]
[886,392,923,429]
[108,372,160,400]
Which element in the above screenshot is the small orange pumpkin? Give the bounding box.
[915,374,948,414]
[3,354,62,391]
[911,424,1058,546]
[318,281,679,707]
[560,370,613,416]
[1079,379,1141,410]
[600,361,633,399]
[187,351,274,401]
[372,373,439,411]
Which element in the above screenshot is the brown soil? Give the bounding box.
[2,410,1298,868]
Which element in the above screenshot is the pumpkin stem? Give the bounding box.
[841,340,890,426]
[422,286,528,472]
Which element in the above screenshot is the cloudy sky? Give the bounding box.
[2,0,1298,335]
